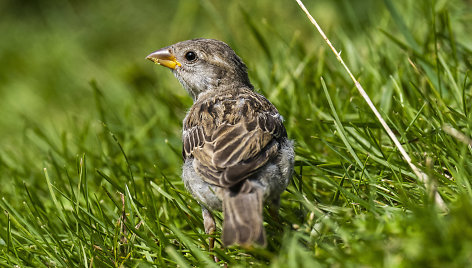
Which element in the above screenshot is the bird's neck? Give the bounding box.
[194,82,253,102]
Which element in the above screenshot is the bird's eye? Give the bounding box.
[185,51,197,62]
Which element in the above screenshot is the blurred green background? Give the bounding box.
[0,0,387,194]
[0,0,388,147]
[1,0,472,266]
[2,0,470,147]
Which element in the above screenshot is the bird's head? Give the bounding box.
[146,38,252,100]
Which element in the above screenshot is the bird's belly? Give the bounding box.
[182,159,223,211]
[254,139,294,201]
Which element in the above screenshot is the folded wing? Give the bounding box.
[183,89,286,188]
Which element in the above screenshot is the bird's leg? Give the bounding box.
[202,207,219,262]
[269,197,281,223]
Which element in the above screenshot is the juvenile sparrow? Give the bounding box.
[146,38,294,247]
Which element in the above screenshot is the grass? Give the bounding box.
[1,0,472,266]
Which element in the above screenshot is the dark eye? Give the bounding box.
[185,51,197,62]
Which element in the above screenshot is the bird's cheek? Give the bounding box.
[215,68,227,80]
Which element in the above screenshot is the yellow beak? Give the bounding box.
[146,48,182,69]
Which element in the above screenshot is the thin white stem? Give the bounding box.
[295,0,447,210]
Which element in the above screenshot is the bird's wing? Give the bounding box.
[182,89,287,188]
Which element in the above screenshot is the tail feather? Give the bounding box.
[222,183,265,247]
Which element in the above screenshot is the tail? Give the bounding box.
[222,182,266,247]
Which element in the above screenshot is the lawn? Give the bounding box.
[1,0,472,267]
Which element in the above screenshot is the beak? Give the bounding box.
[146,48,181,69]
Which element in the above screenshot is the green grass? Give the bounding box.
[1,0,472,266]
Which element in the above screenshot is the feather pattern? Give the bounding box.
[183,87,287,188]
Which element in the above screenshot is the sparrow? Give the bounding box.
[146,38,294,248]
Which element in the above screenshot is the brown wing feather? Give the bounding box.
[182,88,286,188]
